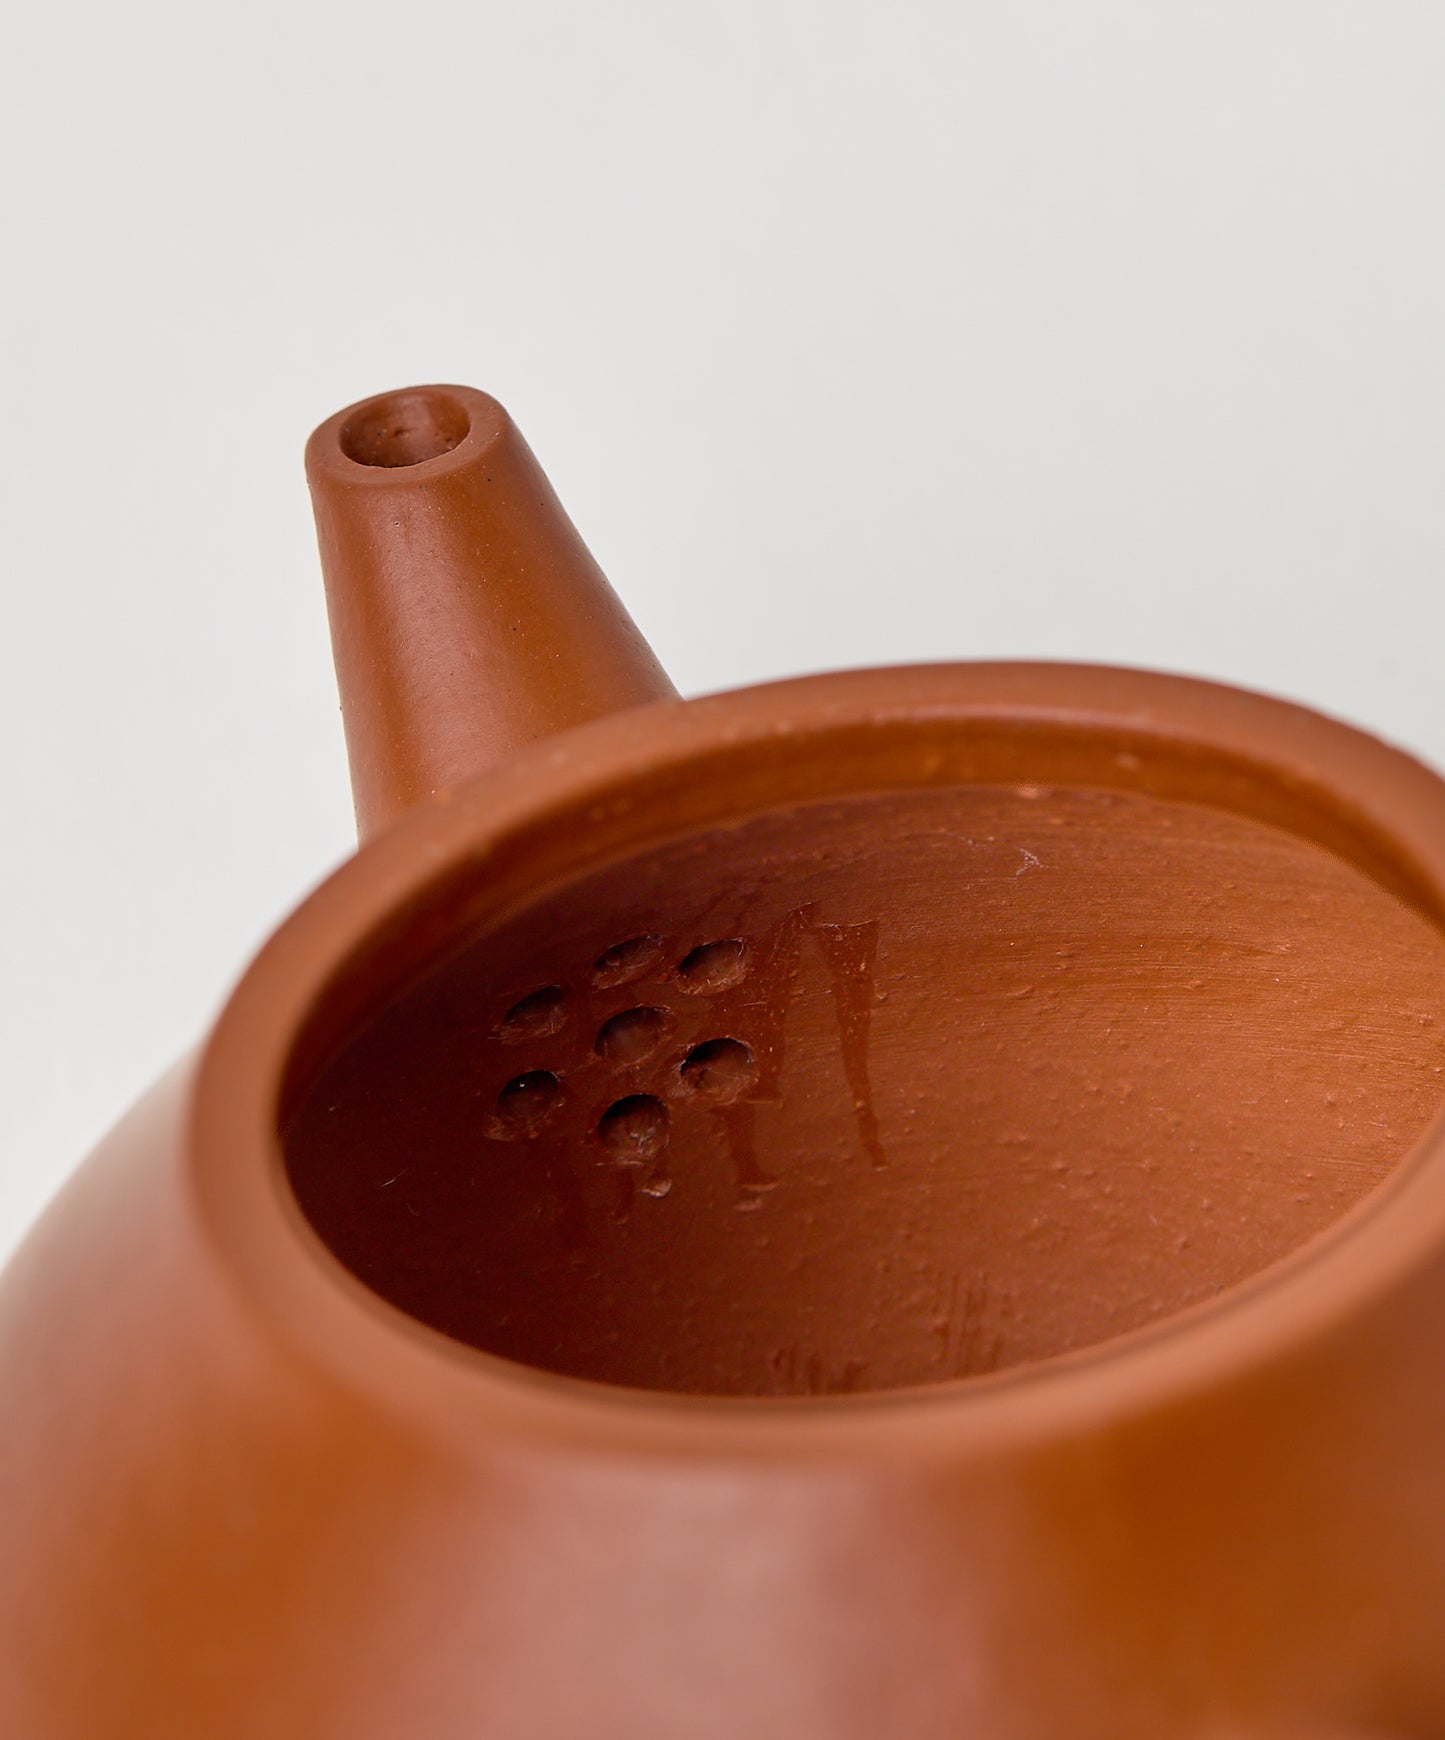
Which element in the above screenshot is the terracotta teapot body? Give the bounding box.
[5,387,1445,1738]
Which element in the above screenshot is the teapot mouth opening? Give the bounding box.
[193,664,1445,1428]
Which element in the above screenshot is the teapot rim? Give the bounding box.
[188,659,1445,1457]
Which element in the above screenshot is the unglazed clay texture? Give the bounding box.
[8,384,1445,1738]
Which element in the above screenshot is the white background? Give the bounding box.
[3,2,1445,1265]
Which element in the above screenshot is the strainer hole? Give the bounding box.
[676,939,749,994]
[498,986,567,1043]
[679,1038,756,1102]
[490,1070,563,1136]
[592,935,663,989]
[596,1006,670,1066]
[598,1094,669,1164]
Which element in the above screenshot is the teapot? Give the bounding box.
[5,384,1445,1738]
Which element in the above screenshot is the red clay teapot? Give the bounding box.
[5,384,1445,1738]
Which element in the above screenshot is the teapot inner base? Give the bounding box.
[284,782,1445,1396]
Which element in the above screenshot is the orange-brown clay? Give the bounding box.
[306,385,677,837]
[5,385,1445,1737]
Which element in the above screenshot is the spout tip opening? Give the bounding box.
[338,387,473,468]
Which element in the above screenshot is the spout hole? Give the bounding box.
[339,389,471,468]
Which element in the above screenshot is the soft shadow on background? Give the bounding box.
[2,1,1444,1262]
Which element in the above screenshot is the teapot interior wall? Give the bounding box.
[284,784,1445,1395]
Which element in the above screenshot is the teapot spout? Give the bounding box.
[305,384,678,840]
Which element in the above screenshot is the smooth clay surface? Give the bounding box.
[286,780,1445,1396]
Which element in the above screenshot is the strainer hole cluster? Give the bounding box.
[485,936,761,1171]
